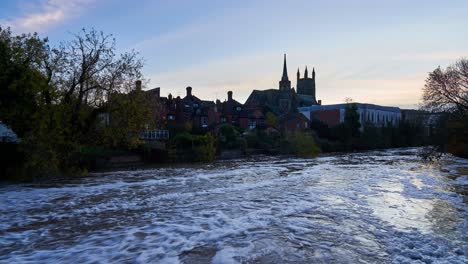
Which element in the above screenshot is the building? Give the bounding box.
[279,112,310,132]
[299,103,401,127]
[244,54,320,115]
[217,91,244,126]
[296,66,319,106]
[129,53,406,139]
[401,109,443,127]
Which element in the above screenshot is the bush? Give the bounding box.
[218,124,246,151]
[245,129,279,153]
[276,132,321,157]
[168,132,216,162]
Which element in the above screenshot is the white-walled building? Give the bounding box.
[298,103,401,127]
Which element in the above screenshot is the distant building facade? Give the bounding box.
[401,109,443,127]
[299,103,401,127]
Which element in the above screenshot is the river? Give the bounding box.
[0,148,467,263]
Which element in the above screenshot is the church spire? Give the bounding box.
[312,67,315,79]
[304,66,309,78]
[297,67,300,80]
[281,53,289,81]
[279,54,291,90]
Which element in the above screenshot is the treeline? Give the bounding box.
[311,104,432,152]
[151,104,430,165]
[146,123,321,163]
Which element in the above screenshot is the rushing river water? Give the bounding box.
[0,148,467,263]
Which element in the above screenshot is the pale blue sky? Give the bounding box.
[1,0,468,108]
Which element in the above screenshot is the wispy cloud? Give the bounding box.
[392,51,468,62]
[2,0,96,33]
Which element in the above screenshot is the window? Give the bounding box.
[193,103,199,108]
[201,116,208,127]
[168,114,175,120]
[156,130,169,139]
[220,117,226,123]
[236,106,241,111]
[248,120,256,129]
[141,130,169,140]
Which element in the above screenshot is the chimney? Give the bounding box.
[135,80,142,91]
[318,100,322,105]
[227,91,233,101]
[186,86,192,97]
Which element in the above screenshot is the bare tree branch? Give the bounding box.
[422,58,468,116]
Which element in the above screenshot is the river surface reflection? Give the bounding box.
[0,148,467,263]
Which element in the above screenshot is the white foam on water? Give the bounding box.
[0,148,466,263]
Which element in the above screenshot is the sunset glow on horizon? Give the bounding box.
[2,0,467,108]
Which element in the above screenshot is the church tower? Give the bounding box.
[279,54,291,91]
[296,64,317,105]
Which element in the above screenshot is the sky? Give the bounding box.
[1,0,467,108]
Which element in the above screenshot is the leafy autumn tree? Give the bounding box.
[95,88,154,149]
[0,27,153,179]
[0,27,49,137]
[287,132,320,158]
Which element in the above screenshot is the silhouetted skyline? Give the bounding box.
[2,0,467,108]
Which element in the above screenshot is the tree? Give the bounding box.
[344,97,354,104]
[168,132,216,162]
[421,58,468,158]
[0,27,152,179]
[344,103,361,138]
[0,27,49,136]
[95,88,154,149]
[275,132,320,157]
[218,124,246,150]
[422,59,468,115]
[49,28,144,141]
